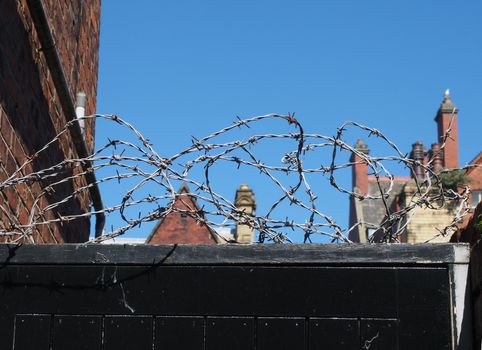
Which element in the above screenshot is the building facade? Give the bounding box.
[349,91,481,243]
[0,0,102,242]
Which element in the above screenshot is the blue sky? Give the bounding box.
[96,0,482,241]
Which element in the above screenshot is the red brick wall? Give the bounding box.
[0,0,101,242]
[436,112,459,169]
[351,152,368,196]
[41,0,100,151]
[468,160,482,190]
[467,155,482,211]
[450,202,482,345]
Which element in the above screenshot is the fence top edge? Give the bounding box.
[0,243,469,266]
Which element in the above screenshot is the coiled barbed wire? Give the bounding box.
[0,113,477,244]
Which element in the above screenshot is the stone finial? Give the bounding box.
[235,184,256,209]
[438,88,458,114]
[234,184,256,244]
[354,139,369,155]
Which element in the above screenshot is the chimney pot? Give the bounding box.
[411,141,425,179]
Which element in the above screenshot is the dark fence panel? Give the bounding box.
[0,243,470,349]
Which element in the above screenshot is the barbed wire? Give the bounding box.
[0,113,478,244]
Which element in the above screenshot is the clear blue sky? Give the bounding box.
[96,0,482,241]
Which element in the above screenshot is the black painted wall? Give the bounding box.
[0,244,467,349]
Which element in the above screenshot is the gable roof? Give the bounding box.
[145,184,221,244]
[465,151,482,176]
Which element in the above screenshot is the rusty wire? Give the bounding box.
[0,113,477,244]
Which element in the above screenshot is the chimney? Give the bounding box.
[351,139,370,196]
[430,143,443,173]
[435,89,459,169]
[410,141,425,179]
[234,184,256,244]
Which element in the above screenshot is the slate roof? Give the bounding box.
[360,178,408,228]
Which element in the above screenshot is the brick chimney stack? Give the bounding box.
[351,139,370,196]
[411,141,425,179]
[435,89,459,169]
[430,143,444,173]
[234,184,256,244]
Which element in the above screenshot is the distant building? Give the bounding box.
[0,1,102,242]
[349,91,481,243]
[146,184,256,244]
[466,152,482,210]
[145,184,220,244]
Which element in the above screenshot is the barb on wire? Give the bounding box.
[0,112,477,244]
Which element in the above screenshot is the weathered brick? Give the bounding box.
[0,0,101,242]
